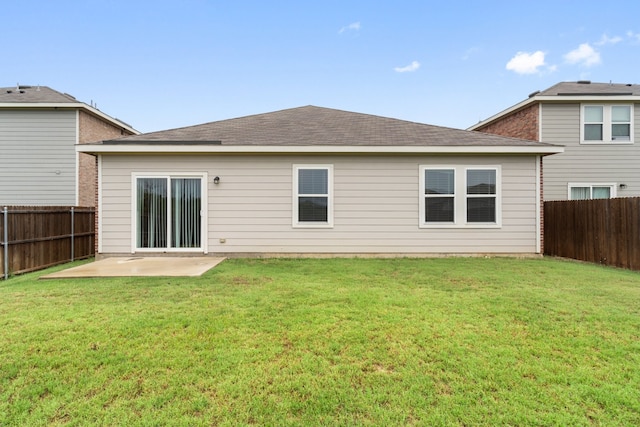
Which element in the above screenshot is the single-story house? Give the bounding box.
[77,106,563,257]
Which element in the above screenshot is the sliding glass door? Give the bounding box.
[136,176,203,250]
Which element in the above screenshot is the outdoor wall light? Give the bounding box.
[213,176,220,184]
[619,183,627,189]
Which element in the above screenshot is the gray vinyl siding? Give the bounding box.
[0,109,77,205]
[99,154,540,255]
[541,103,640,200]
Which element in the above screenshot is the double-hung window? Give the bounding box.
[420,166,500,228]
[134,174,205,251]
[423,169,455,223]
[466,169,497,223]
[293,165,333,227]
[582,105,633,143]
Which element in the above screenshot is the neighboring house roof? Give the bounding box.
[79,106,562,155]
[538,81,640,96]
[468,81,640,131]
[0,85,79,103]
[0,85,138,134]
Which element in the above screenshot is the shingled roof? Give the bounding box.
[0,84,138,134]
[538,81,640,96]
[104,105,553,148]
[0,85,79,103]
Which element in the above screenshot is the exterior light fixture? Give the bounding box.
[619,183,627,189]
[213,176,220,184]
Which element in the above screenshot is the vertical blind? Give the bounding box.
[137,177,201,249]
[571,186,610,200]
[171,178,201,248]
[137,178,168,248]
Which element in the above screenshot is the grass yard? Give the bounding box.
[1,257,639,426]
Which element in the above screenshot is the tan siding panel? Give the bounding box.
[0,109,77,205]
[541,102,640,200]
[100,154,540,254]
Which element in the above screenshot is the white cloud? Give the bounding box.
[394,61,420,73]
[505,51,546,74]
[596,34,623,46]
[627,31,640,43]
[564,43,601,67]
[339,22,361,34]
[462,46,481,60]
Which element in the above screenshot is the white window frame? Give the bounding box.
[581,104,634,144]
[292,164,333,228]
[465,167,501,226]
[131,172,208,253]
[419,165,501,229]
[567,183,616,200]
[420,166,456,226]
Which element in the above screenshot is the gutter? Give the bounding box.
[77,144,564,156]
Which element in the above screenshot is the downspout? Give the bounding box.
[71,207,75,262]
[3,207,8,280]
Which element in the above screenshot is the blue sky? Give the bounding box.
[3,0,640,133]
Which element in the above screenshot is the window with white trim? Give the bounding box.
[466,169,497,223]
[420,166,501,228]
[293,165,333,227]
[569,184,615,200]
[424,168,455,223]
[134,174,204,251]
[582,105,633,143]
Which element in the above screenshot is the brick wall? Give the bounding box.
[539,156,544,254]
[475,102,539,141]
[78,111,135,255]
[78,111,133,207]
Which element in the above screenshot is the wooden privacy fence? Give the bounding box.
[0,206,95,279]
[544,197,640,270]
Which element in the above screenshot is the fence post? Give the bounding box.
[70,207,75,262]
[3,207,7,280]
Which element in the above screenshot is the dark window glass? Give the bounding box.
[585,124,603,140]
[467,198,496,223]
[612,124,630,140]
[299,197,328,222]
[425,197,454,222]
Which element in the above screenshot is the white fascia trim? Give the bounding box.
[468,97,536,131]
[0,102,139,134]
[77,144,564,155]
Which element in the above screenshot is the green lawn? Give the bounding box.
[1,257,639,426]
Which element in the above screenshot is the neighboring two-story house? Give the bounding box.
[469,81,640,201]
[0,85,138,206]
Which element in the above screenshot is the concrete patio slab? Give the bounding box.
[41,257,226,279]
